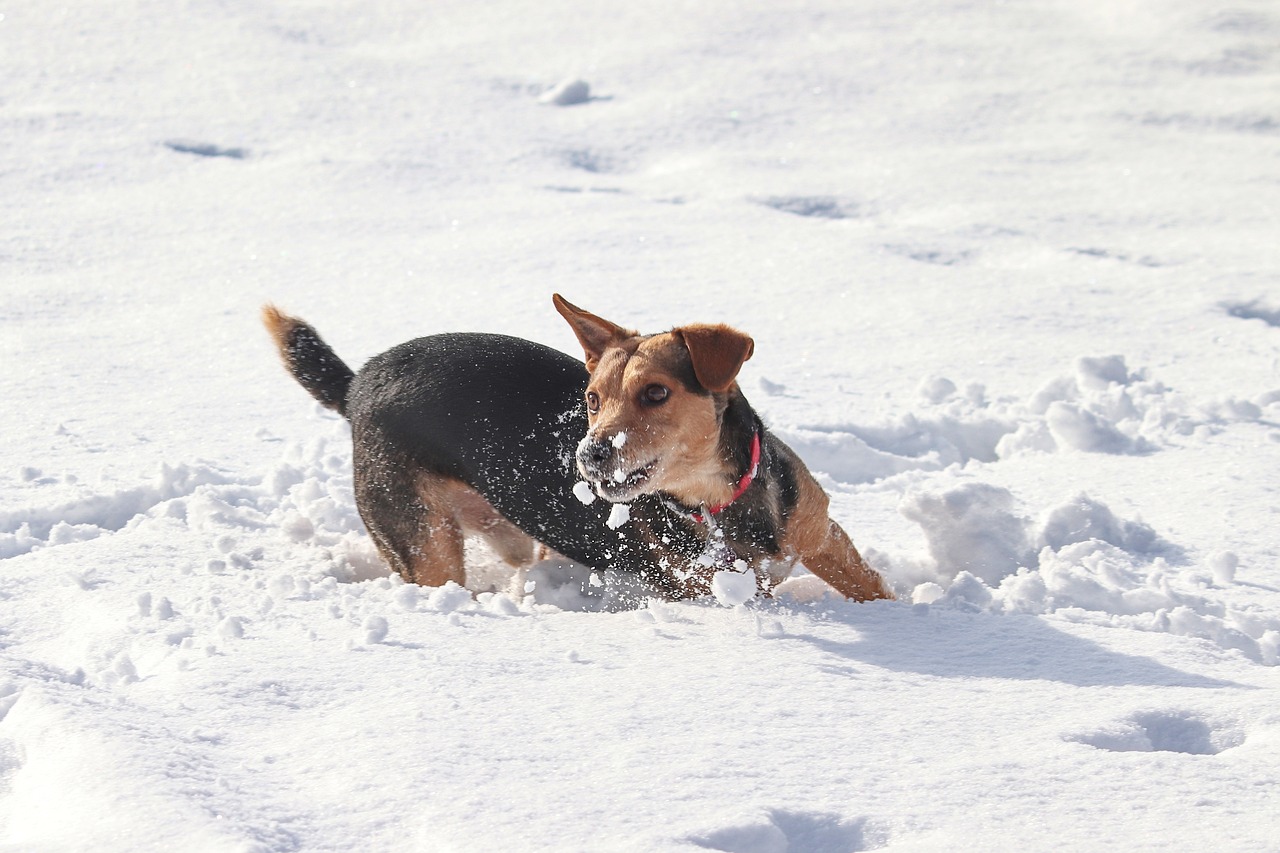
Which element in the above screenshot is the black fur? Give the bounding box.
[279,322,356,415]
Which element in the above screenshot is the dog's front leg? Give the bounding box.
[795,519,895,602]
[783,473,895,602]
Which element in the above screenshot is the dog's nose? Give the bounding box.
[577,438,614,476]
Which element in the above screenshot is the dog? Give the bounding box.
[263,296,894,603]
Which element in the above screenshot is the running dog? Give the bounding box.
[263,297,893,602]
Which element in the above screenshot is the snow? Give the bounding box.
[3,0,1280,849]
[605,502,631,530]
[539,79,592,107]
[711,563,758,608]
[572,480,598,505]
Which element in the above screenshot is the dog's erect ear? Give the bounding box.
[676,324,755,393]
[553,294,633,370]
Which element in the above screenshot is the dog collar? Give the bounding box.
[689,431,761,524]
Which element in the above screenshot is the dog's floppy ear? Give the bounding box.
[676,324,755,393]
[553,294,633,370]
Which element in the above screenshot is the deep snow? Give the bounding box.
[3,0,1280,850]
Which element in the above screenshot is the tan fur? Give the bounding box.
[583,334,737,507]
[261,304,295,364]
[450,483,538,567]
[676,325,755,392]
[401,475,540,588]
[780,470,895,601]
[553,294,636,372]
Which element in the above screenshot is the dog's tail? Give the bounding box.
[262,305,356,416]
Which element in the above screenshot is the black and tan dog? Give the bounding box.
[263,296,893,603]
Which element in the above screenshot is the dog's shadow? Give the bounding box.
[780,601,1245,689]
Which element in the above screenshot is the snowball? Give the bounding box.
[1208,550,1238,586]
[363,615,389,644]
[917,375,957,404]
[911,582,945,604]
[606,503,631,529]
[711,564,757,606]
[539,78,591,106]
[394,585,420,611]
[572,481,597,505]
[426,582,473,614]
[218,616,245,640]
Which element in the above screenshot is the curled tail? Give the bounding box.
[262,305,356,416]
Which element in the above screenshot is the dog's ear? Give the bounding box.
[553,294,633,370]
[676,324,755,393]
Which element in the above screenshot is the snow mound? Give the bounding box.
[788,355,1275,490]
[899,483,1033,584]
[538,78,591,106]
[897,484,1278,664]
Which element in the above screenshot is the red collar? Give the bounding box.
[690,432,761,523]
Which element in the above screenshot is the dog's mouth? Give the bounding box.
[591,460,658,501]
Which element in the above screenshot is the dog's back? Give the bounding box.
[264,307,674,584]
[347,332,609,562]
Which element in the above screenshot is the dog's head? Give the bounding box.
[553,294,754,506]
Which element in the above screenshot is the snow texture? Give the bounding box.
[3,0,1280,850]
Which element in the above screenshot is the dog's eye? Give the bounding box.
[586,391,600,414]
[641,384,669,405]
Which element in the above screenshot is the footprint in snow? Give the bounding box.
[1066,709,1244,755]
[164,139,250,160]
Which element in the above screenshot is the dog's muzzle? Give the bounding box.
[576,436,655,501]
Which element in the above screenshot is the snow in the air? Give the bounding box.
[2,0,1280,850]
[606,502,632,531]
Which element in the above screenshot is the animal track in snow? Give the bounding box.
[559,148,619,174]
[756,195,862,220]
[1224,299,1280,328]
[1066,246,1165,267]
[691,809,886,852]
[1067,710,1244,755]
[163,139,250,159]
[885,244,973,266]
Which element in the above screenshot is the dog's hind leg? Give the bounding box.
[352,444,467,587]
[450,484,537,568]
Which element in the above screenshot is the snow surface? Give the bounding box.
[4,0,1280,849]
